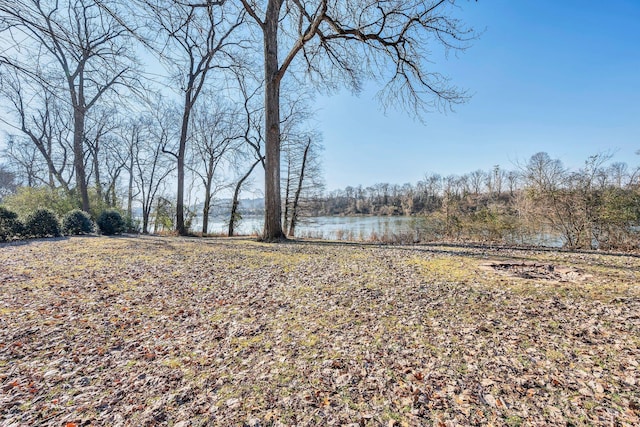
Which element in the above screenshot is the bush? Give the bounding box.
[3,187,78,218]
[124,216,140,234]
[62,209,95,235]
[25,208,61,238]
[97,210,126,235]
[0,206,24,241]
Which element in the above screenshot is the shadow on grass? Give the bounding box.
[0,235,70,248]
[286,237,640,259]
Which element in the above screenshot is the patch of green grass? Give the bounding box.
[505,415,523,426]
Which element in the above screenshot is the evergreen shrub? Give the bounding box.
[62,209,95,235]
[25,209,61,238]
[0,206,23,241]
[97,210,126,235]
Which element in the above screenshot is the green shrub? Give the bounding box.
[3,187,78,218]
[97,210,126,235]
[25,208,61,238]
[62,209,95,235]
[0,206,24,241]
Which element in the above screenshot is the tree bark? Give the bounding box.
[127,142,135,220]
[283,153,292,232]
[202,198,210,235]
[92,144,103,203]
[73,107,90,213]
[202,167,212,236]
[262,0,285,241]
[176,103,191,236]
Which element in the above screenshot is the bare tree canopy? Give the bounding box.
[1,0,475,239]
[240,0,476,240]
[126,0,245,235]
[0,0,136,213]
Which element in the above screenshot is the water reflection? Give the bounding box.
[193,215,563,247]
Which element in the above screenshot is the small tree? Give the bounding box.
[154,197,176,233]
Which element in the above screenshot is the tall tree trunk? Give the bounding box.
[109,183,117,207]
[176,106,191,236]
[202,157,215,235]
[154,198,161,233]
[143,192,152,234]
[92,145,102,203]
[73,107,90,212]
[229,156,262,237]
[288,139,311,237]
[127,146,134,219]
[283,154,292,232]
[48,161,55,188]
[202,183,211,235]
[262,1,285,241]
[202,198,210,235]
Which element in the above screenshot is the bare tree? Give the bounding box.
[521,152,587,248]
[104,116,147,220]
[101,133,130,209]
[189,103,239,235]
[2,135,44,187]
[422,172,443,212]
[133,0,244,235]
[284,138,310,235]
[285,137,324,237]
[228,67,265,237]
[491,165,505,196]
[84,108,121,206]
[607,162,628,188]
[506,170,519,197]
[523,152,566,193]
[240,0,475,240]
[132,111,176,234]
[279,88,321,232]
[0,69,73,192]
[0,0,136,212]
[468,169,485,196]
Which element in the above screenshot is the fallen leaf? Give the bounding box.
[483,394,497,407]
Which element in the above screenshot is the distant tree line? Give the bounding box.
[312,152,640,250]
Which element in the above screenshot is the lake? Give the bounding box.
[193,215,564,247]
[196,215,418,241]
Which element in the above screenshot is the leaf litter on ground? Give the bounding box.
[0,235,639,426]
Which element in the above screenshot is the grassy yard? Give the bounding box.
[1,235,639,426]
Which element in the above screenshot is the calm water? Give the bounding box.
[196,215,416,240]
[194,215,563,246]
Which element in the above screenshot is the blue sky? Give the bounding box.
[315,0,640,191]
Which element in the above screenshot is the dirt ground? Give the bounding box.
[1,235,639,426]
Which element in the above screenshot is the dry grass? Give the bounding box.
[1,235,639,426]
